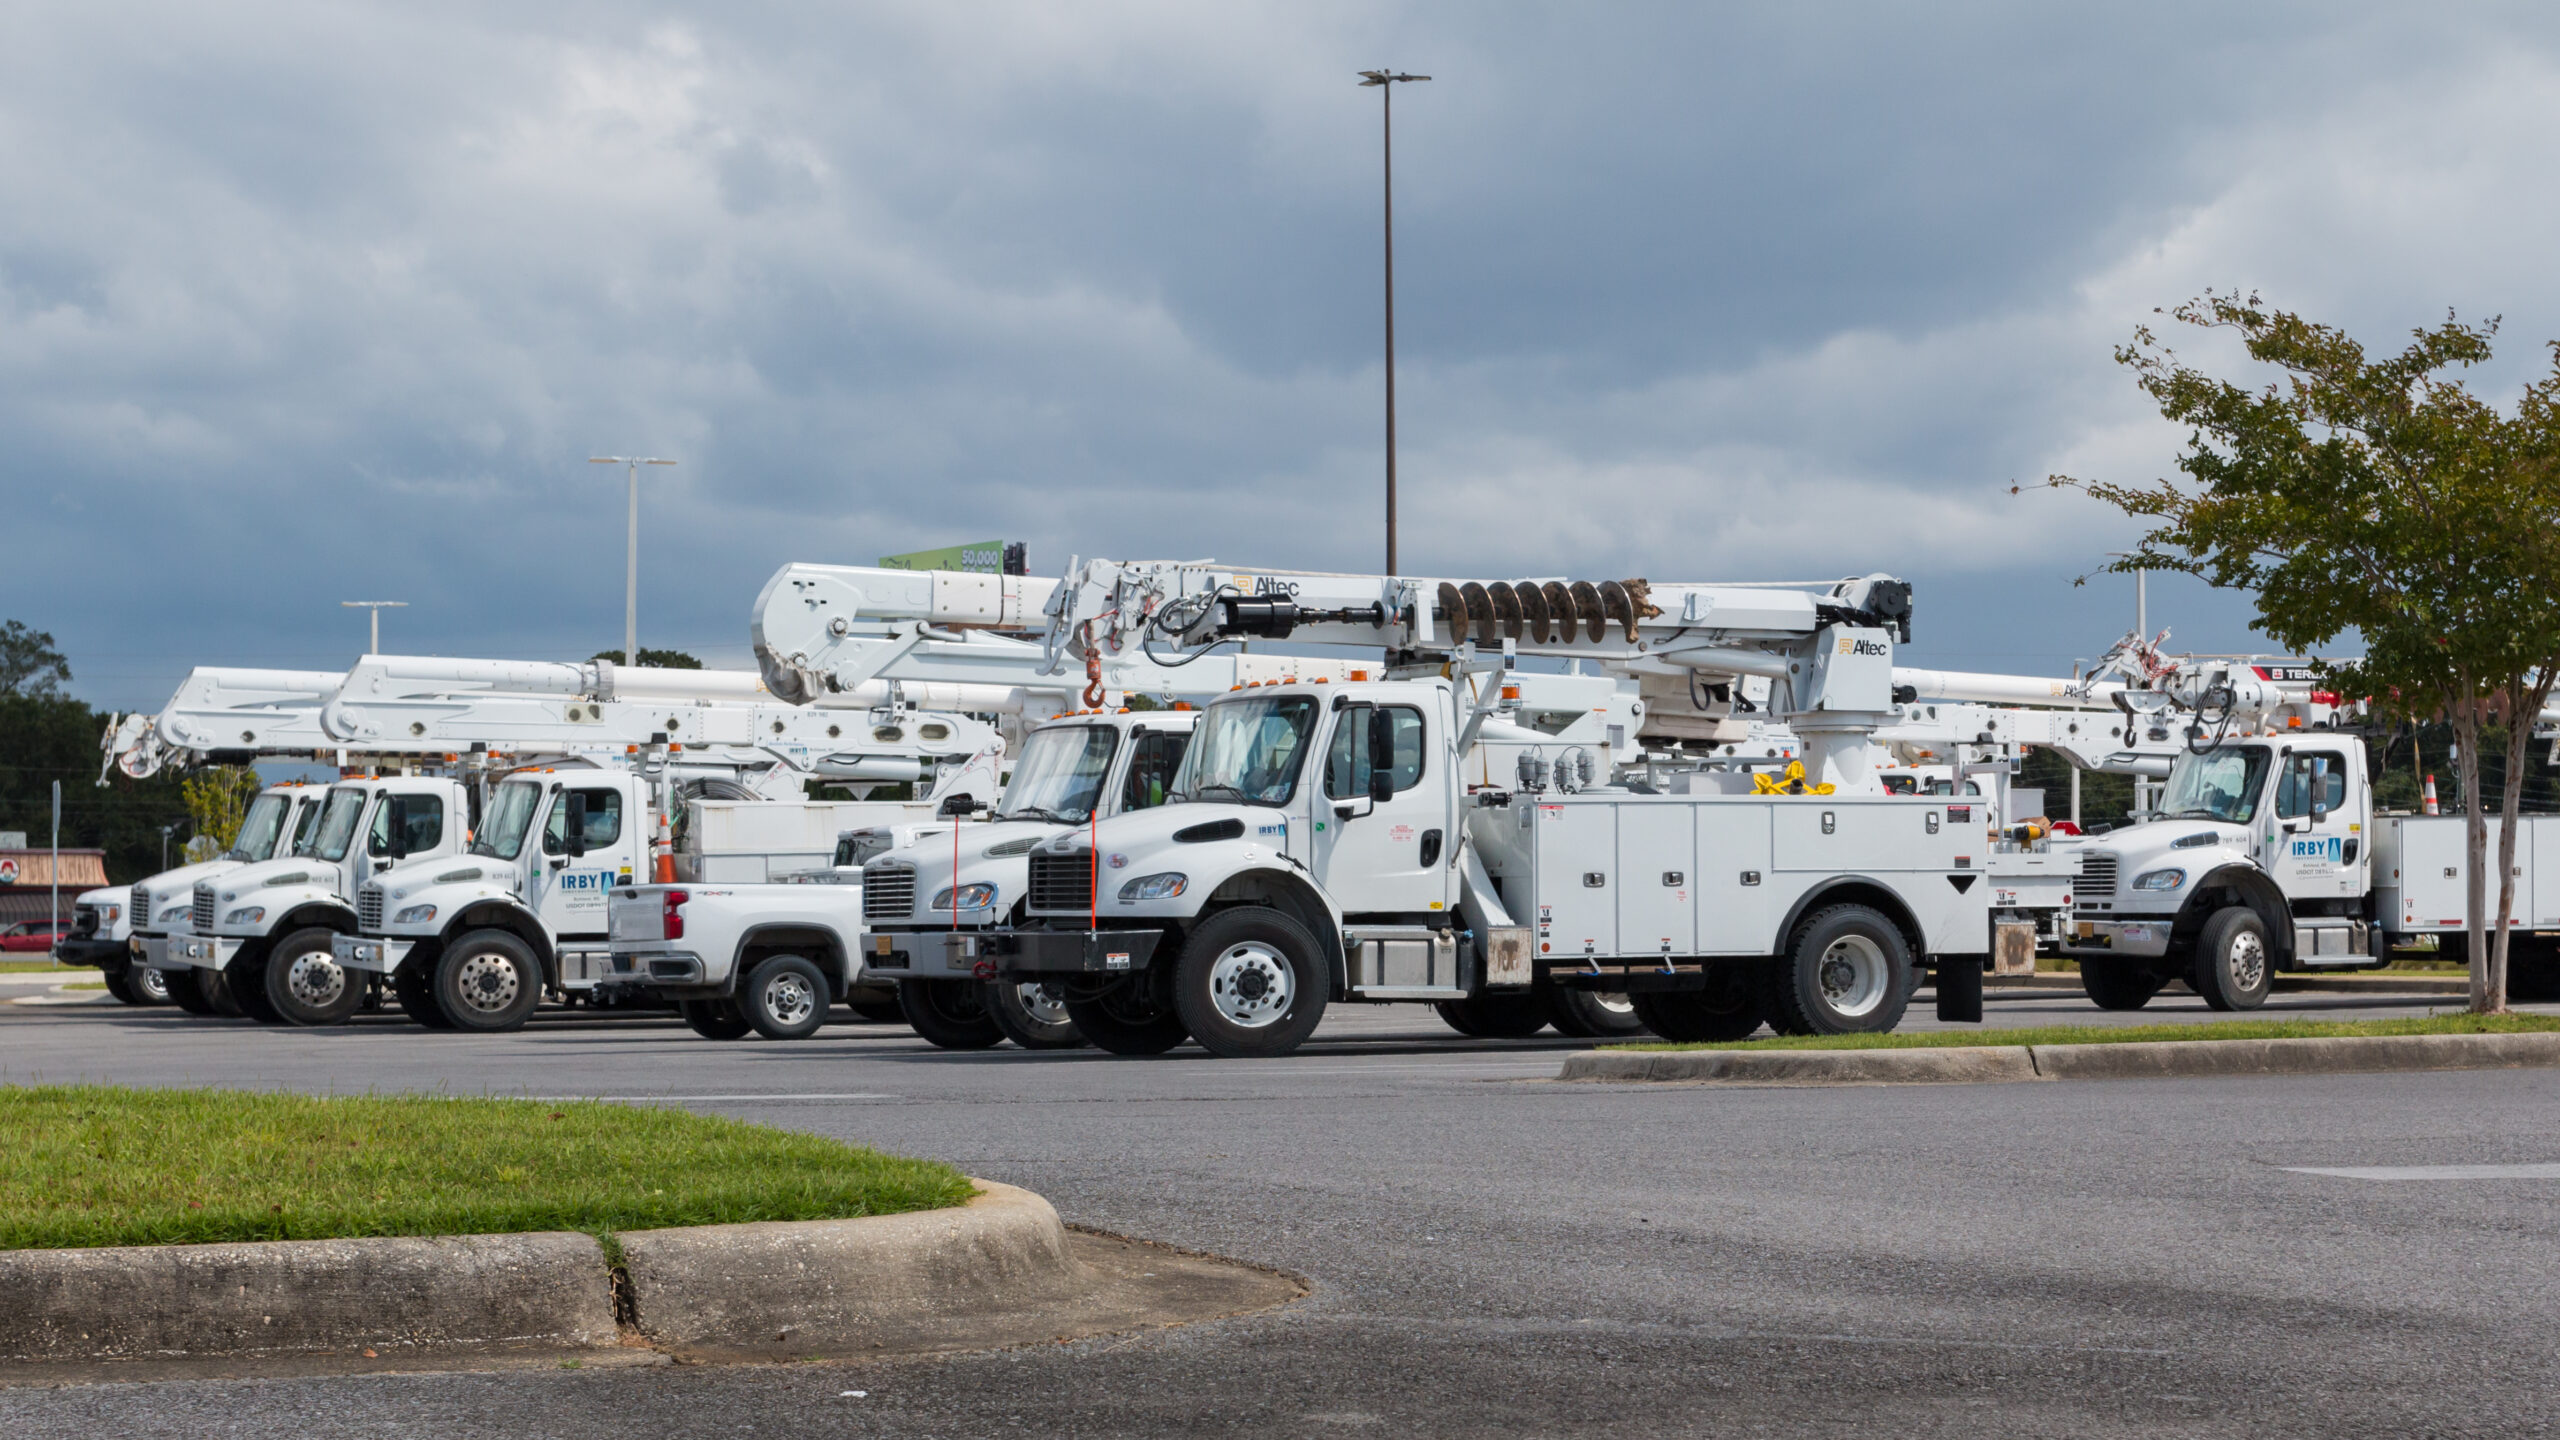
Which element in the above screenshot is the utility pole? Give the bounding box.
[589,456,678,665]
[49,781,60,931]
[341,600,407,655]
[1358,69,1429,575]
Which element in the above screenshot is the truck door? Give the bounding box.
[1115,730,1188,814]
[532,783,632,938]
[1314,700,1451,917]
[2268,750,2357,900]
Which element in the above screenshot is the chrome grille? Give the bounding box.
[358,882,385,932]
[191,882,216,933]
[862,863,916,922]
[130,884,151,932]
[1027,850,1094,914]
[2077,854,2118,898]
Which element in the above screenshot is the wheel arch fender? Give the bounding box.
[1200,868,1348,994]
[733,925,852,998]
[276,902,358,937]
[1771,877,1928,965]
[439,902,557,985]
[2178,864,2292,963]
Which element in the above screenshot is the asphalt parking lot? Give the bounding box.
[4,985,2557,1438]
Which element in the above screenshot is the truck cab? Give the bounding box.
[338,765,645,1032]
[860,707,1197,1048]
[2063,737,2371,1009]
[166,776,470,1025]
[126,782,329,1014]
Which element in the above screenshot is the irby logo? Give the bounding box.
[2289,836,2343,863]
[555,870,617,893]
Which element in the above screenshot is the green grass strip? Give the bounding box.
[1609,1011,2560,1054]
[0,1086,976,1252]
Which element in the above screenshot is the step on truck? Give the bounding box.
[163,775,471,1023]
[124,782,332,1016]
[852,705,1200,1049]
[2064,720,2560,1007]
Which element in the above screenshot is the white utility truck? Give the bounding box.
[125,782,333,1016]
[857,559,1994,1057]
[54,887,165,1004]
[2062,660,2560,1006]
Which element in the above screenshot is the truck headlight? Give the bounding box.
[928,884,997,911]
[2130,869,2186,892]
[1118,872,1188,902]
[393,904,439,925]
[161,905,190,923]
[223,906,267,926]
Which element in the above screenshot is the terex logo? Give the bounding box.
[2289,836,2343,863]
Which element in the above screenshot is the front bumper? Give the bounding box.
[133,935,170,969]
[2060,918,2174,960]
[608,950,709,984]
[51,937,127,969]
[333,934,415,974]
[165,934,243,971]
[865,928,1163,979]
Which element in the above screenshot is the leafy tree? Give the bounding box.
[2050,295,2560,1012]
[179,767,261,862]
[0,621,71,698]
[591,648,702,669]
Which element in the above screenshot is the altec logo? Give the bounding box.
[1839,637,1889,657]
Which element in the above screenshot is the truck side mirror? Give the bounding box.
[938,793,981,819]
[385,797,411,860]
[565,794,589,859]
[1369,709,1397,803]
[2309,757,2330,820]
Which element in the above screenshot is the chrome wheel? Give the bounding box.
[1818,934,1890,1019]
[2227,928,2267,992]
[1590,992,1637,1019]
[453,951,523,1016]
[1016,982,1071,1027]
[1207,941,1294,1029]
[761,970,819,1029]
[285,950,347,1008]
[134,966,171,1003]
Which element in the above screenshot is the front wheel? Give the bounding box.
[1435,990,1550,1039]
[130,964,172,1005]
[2079,957,2165,1011]
[1064,980,1191,1056]
[1630,966,1762,1042]
[434,929,545,1032]
[264,927,364,1026]
[898,978,1005,1050]
[740,956,830,1040]
[1547,986,1652,1039]
[223,955,283,1024]
[1173,907,1328,1058]
[985,980,1086,1049]
[681,999,753,1040]
[2191,908,2273,1011]
[199,966,246,1018]
[1763,905,1912,1035]
[101,967,140,1004]
[166,964,214,1015]
[392,957,454,1028]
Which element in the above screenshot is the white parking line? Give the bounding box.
[2282,1163,2560,1181]
[535,1093,903,1103]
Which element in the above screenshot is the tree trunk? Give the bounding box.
[2449,691,2493,1013]
[2488,671,2560,1015]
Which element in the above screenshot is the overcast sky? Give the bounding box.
[8,2,2560,710]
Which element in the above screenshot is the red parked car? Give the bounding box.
[0,919,69,952]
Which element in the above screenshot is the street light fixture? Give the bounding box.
[341,600,407,655]
[588,456,678,666]
[1358,68,1429,575]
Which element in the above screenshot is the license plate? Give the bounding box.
[2116,925,2154,943]
[2074,921,2094,939]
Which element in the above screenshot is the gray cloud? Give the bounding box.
[5,1,2559,706]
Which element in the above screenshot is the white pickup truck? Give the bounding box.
[603,874,873,1040]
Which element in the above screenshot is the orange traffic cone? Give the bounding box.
[652,809,676,883]
[2423,774,2440,816]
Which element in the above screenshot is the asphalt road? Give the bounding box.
[4,988,2557,1438]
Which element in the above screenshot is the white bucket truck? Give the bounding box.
[861,559,1993,1058]
[127,781,334,1016]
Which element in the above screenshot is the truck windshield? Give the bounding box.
[1170,695,1317,807]
[999,726,1116,822]
[309,788,373,862]
[2158,746,2269,824]
[474,783,542,860]
[228,794,292,861]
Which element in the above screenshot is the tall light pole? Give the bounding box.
[1358,69,1429,575]
[341,600,407,655]
[589,456,678,664]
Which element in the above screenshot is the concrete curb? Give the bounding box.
[1559,1031,2560,1086]
[617,1180,1087,1359]
[1986,972,2468,995]
[0,1230,617,1362]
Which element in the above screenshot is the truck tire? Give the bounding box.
[434,929,545,1032]
[1630,966,1761,1042]
[2190,908,2273,1011]
[2513,951,2560,1003]
[1548,986,1652,1038]
[168,966,216,1016]
[740,955,830,1040]
[1173,906,1329,1058]
[846,988,906,1024]
[1435,990,1549,1039]
[1065,980,1192,1055]
[681,998,753,1040]
[2079,957,2165,1011]
[264,927,364,1026]
[129,964,173,1005]
[985,981,1086,1049]
[216,953,285,1023]
[392,959,455,1028]
[200,966,247,1019]
[1763,904,1912,1035]
[101,967,140,1004]
[898,978,1005,1050]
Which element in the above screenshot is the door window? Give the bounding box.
[2274,755,2349,819]
[544,789,624,854]
[1324,705,1426,799]
[1121,732,1189,812]
[369,794,445,856]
